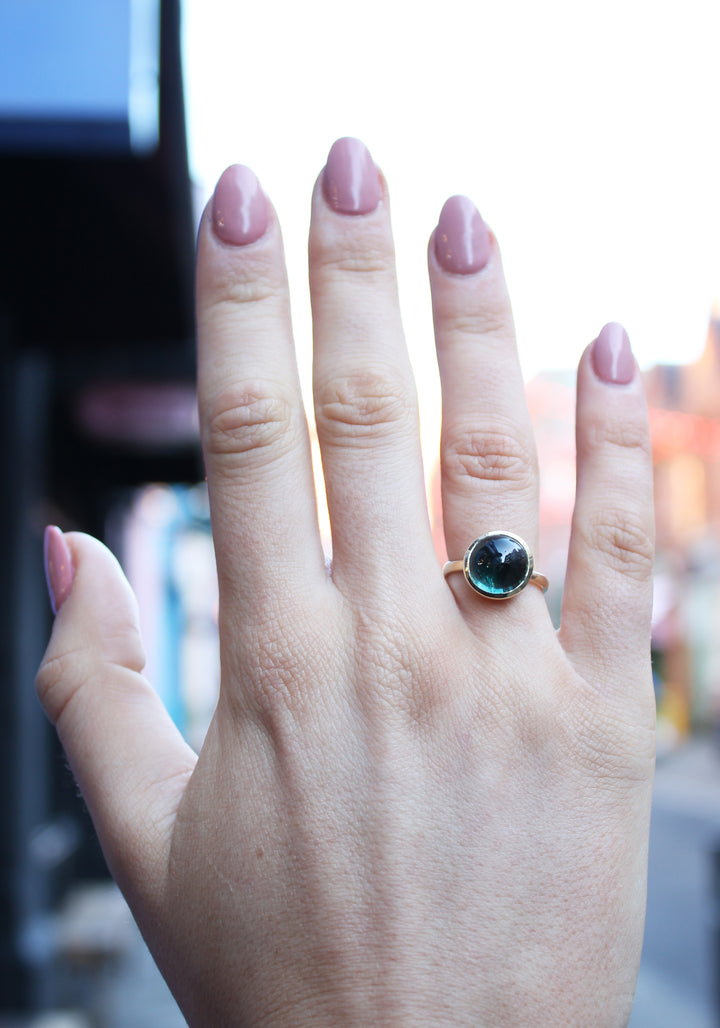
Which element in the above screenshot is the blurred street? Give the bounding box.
[630,736,720,1027]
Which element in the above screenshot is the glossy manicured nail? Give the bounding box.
[322,137,381,215]
[435,195,491,275]
[44,526,75,616]
[212,165,268,245]
[591,322,635,384]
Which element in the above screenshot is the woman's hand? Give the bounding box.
[38,138,654,1027]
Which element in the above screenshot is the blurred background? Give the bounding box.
[1,0,720,1024]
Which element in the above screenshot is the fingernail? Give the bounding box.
[322,137,381,215]
[435,195,491,275]
[212,165,269,245]
[44,526,75,616]
[591,322,635,384]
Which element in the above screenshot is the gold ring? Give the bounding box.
[443,531,548,600]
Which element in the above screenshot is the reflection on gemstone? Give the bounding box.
[466,534,531,597]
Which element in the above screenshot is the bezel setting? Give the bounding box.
[462,531,534,600]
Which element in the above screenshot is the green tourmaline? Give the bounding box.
[465,534,530,598]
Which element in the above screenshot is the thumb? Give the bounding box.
[37,528,196,912]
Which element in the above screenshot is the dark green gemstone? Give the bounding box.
[465,533,531,598]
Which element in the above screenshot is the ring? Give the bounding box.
[443,531,549,600]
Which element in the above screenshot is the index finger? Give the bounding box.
[196,166,326,617]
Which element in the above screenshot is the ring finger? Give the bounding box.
[429,196,540,615]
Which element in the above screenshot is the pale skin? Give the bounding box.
[38,140,655,1027]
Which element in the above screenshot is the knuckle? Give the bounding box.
[358,620,414,691]
[311,234,396,282]
[443,426,536,491]
[351,610,445,723]
[315,370,414,444]
[573,697,656,783]
[585,416,652,462]
[103,618,146,673]
[204,385,298,464]
[210,280,277,311]
[233,613,330,730]
[439,309,510,343]
[253,648,306,722]
[318,253,395,279]
[202,247,279,310]
[36,649,91,728]
[585,510,654,581]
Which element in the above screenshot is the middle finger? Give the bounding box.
[309,139,437,599]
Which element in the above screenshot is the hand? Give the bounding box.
[38,138,655,1027]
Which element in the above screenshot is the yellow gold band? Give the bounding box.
[442,531,549,601]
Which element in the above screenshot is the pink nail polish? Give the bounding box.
[435,195,491,275]
[591,323,635,384]
[44,526,75,616]
[322,137,381,215]
[212,165,269,245]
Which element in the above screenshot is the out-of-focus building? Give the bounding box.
[646,311,720,549]
[645,309,720,738]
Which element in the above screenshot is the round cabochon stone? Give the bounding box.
[465,533,531,598]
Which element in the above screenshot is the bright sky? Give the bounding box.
[182,0,720,452]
